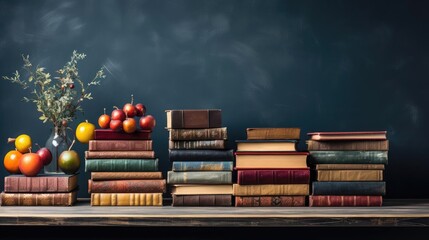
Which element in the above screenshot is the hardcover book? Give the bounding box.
[309,151,388,164]
[89,140,153,151]
[91,172,163,180]
[166,109,222,129]
[235,151,309,169]
[169,128,228,140]
[309,195,383,207]
[172,161,233,171]
[315,164,385,170]
[88,179,166,193]
[167,171,232,184]
[246,128,300,140]
[235,196,306,207]
[306,140,389,151]
[312,182,386,195]
[317,170,384,181]
[94,129,152,140]
[233,184,309,196]
[171,185,233,195]
[172,194,232,206]
[0,191,77,206]
[91,193,163,206]
[307,131,387,141]
[237,169,310,185]
[236,140,297,151]
[168,140,225,150]
[169,149,234,161]
[85,151,155,159]
[4,174,78,193]
[85,159,159,172]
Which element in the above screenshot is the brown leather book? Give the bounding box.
[235,196,305,207]
[233,184,309,196]
[307,131,387,141]
[307,140,389,151]
[91,193,163,206]
[317,170,384,181]
[246,128,301,140]
[168,140,225,150]
[89,140,153,151]
[235,152,309,169]
[309,195,383,207]
[4,174,78,193]
[0,191,77,206]
[94,129,151,140]
[85,151,155,159]
[169,128,228,140]
[91,172,163,180]
[166,109,222,129]
[172,194,232,206]
[315,164,385,170]
[88,179,166,193]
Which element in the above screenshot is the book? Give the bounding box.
[237,169,310,185]
[307,131,387,141]
[317,170,383,181]
[85,159,159,172]
[166,109,222,129]
[167,171,232,184]
[309,151,388,164]
[312,182,386,195]
[91,172,163,180]
[236,140,297,151]
[85,151,155,159]
[4,174,78,193]
[169,127,228,140]
[171,185,233,195]
[246,128,300,140]
[172,194,232,206]
[169,149,234,161]
[94,129,151,140]
[89,140,153,151]
[88,179,166,193]
[235,152,309,169]
[233,184,309,196]
[0,191,77,206]
[306,140,389,151]
[309,195,383,207]
[91,193,163,206]
[172,161,233,171]
[235,196,306,207]
[168,140,225,150]
[315,164,385,170]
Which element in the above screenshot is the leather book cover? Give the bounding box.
[309,151,388,164]
[307,131,387,140]
[88,179,166,193]
[4,174,78,193]
[309,195,383,207]
[166,109,222,129]
[94,129,152,140]
[168,140,225,150]
[235,196,305,207]
[85,159,159,172]
[307,140,389,151]
[317,170,384,181]
[312,182,386,195]
[237,169,310,185]
[91,193,163,206]
[172,194,232,206]
[85,151,155,159]
[91,172,163,180]
[169,128,227,140]
[315,164,385,170]
[169,149,234,161]
[233,184,309,196]
[246,128,301,140]
[89,140,153,151]
[172,161,233,171]
[167,171,232,184]
[0,191,77,206]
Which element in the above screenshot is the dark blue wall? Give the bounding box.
[1,0,428,198]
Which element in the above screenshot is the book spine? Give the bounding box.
[235,196,306,207]
[237,169,310,185]
[89,140,153,151]
[168,140,225,150]
[315,164,385,170]
[85,151,155,159]
[85,159,159,172]
[172,161,233,171]
[172,195,232,206]
[91,172,163,180]
[309,195,383,207]
[94,130,152,140]
[167,171,232,184]
[88,179,166,193]
[307,140,389,151]
[169,149,234,161]
[0,191,77,206]
[312,182,386,195]
[169,128,228,140]
[317,170,384,181]
[309,151,388,164]
[167,109,222,129]
[246,128,301,140]
[4,175,76,193]
[233,184,309,196]
[91,193,163,206]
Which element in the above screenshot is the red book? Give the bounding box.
[307,131,387,141]
[309,195,383,207]
[94,129,152,140]
[237,169,310,185]
[88,179,166,193]
[85,151,155,159]
[89,140,153,151]
[235,196,305,207]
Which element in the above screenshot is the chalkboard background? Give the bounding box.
[0,0,427,199]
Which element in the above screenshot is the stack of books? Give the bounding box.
[233,128,310,207]
[1,174,78,206]
[307,131,388,207]
[166,109,234,206]
[85,129,166,206]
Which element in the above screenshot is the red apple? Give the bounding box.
[37,147,52,166]
[110,119,123,132]
[111,107,126,121]
[135,103,146,117]
[98,108,111,129]
[123,118,137,133]
[139,115,156,130]
[123,94,136,118]
[19,153,43,177]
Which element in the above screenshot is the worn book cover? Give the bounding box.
[237,169,310,185]
[236,140,297,151]
[167,171,232,184]
[85,159,159,172]
[246,128,300,140]
[85,151,155,159]
[4,174,78,193]
[89,140,153,151]
[91,172,163,180]
[88,179,166,193]
[235,196,306,207]
[172,194,232,206]
[307,131,387,141]
[169,128,228,140]
[91,193,163,206]
[233,184,309,196]
[168,140,225,150]
[0,191,77,206]
[307,140,389,151]
[166,109,222,129]
[317,170,384,181]
[309,195,383,207]
[235,151,309,169]
[172,161,233,171]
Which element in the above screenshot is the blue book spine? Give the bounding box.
[309,151,388,164]
[85,159,159,172]
[169,149,234,161]
[312,182,386,195]
[172,161,233,171]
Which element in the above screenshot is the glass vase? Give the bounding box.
[44,126,71,174]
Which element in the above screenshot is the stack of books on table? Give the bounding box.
[166,109,234,206]
[85,129,166,206]
[233,128,310,207]
[1,174,78,206]
[307,131,388,207]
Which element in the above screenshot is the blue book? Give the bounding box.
[312,182,386,195]
[85,159,159,172]
[172,161,233,171]
[309,151,388,164]
[169,149,234,161]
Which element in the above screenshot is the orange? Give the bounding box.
[15,134,32,153]
[4,150,23,174]
[76,120,95,144]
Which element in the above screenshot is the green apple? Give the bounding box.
[58,140,80,174]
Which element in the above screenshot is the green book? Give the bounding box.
[85,159,159,172]
[309,151,388,164]
[167,171,232,184]
[172,161,233,171]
